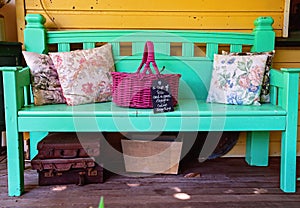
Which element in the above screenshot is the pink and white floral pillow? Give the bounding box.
[49,44,115,106]
[22,51,66,106]
[223,51,275,103]
[206,54,268,105]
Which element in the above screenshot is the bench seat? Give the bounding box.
[18,100,286,132]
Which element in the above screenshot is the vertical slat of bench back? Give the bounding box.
[182,43,194,57]
[206,43,218,60]
[230,44,243,53]
[58,43,70,52]
[83,42,95,50]
[269,69,283,105]
[111,42,120,56]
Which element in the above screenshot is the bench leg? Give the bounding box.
[245,131,269,166]
[6,131,24,196]
[29,132,48,160]
[280,130,297,193]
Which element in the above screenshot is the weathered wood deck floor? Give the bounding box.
[1,147,300,208]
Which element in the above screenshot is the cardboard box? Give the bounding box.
[121,136,182,174]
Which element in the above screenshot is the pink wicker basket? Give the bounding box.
[111,41,181,108]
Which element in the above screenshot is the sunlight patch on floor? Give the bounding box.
[51,185,67,191]
[173,192,191,200]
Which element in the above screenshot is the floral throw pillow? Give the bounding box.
[22,51,66,106]
[206,54,268,105]
[49,44,115,106]
[224,51,275,103]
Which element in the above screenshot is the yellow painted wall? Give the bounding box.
[16,0,300,156]
[17,0,285,42]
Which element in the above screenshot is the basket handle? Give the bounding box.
[136,41,160,74]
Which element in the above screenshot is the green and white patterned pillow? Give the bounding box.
[206,54,268,105]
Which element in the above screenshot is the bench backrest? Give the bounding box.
[24,14,275,100]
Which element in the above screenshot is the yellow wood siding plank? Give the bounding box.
[26,0,284,12]
[18,0,285,40]
[273,48,300,63]
[272,48,300,69]
[25,11,283,31]
[273,63,300,69]
[16,0,25,47]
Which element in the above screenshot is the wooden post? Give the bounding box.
[1,67,25,196]
[279,68,300,192]
[245,16,275,166]
[251,16,275,52]
[24,14,48,53]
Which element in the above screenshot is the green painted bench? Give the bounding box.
[1,14,299,196]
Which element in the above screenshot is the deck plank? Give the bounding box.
[1,152,300,208]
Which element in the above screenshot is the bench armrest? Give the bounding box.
[0,66,31,110]
[280,68,300,73]
[270,68,300,109]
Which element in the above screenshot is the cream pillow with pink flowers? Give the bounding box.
[49,44,115,106]
[206,54,268,105]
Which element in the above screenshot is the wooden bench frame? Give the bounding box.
[1,14,300,196]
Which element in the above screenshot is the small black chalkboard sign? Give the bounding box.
[151,78,174,113]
